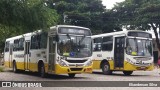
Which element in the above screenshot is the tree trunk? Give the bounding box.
[151,23,160,51]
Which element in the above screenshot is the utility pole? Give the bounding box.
[63,14,68,24]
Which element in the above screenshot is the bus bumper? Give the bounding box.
[123,61,154,71]
[54,64,92,74]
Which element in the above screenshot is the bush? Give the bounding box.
[0,67,4,72]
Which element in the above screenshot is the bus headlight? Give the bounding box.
[57,60,68,67]
[85,60,93,66]
[126,58,134,64]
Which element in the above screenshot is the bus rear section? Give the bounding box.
[92,30,154,75]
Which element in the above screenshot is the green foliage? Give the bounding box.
[112,0,160,30]
[101,11,123,33]
[46,0,106,33]
[2,0,160,52]
[0,67,4,72]
[0,0,59,52]
[112,0,160,50]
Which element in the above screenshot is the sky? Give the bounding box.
[102,0,125,9]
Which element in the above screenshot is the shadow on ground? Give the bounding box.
[92,71,150,77]
[6,70,88,80]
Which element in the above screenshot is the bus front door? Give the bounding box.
[24,41,30,70]
[48,36,55,72]
[114,36,125,68]
[9,44,13,68]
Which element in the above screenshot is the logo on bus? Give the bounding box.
[97,54,102,57]
[14,54,24,58]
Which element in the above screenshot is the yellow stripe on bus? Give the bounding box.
[92,60,154,71]
[5,61,92,74]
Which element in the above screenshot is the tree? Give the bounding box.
[0,0,60,52]
[45,0,106,33]
[136,0,160,51]
[101,10,123,33]
[112,0,160,51]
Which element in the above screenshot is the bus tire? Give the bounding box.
[102,62,112,75]
[39,64,46,78]
[123,71,133,76]
[68,73,76,78]
[13,61,18,73]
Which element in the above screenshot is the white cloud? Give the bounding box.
[102,0,125,9]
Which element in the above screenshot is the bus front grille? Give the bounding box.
[70,68,83,71]
[69,64,84,67]
[66,60,87,63]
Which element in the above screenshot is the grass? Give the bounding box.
[0,66,4,72]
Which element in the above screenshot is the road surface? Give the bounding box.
[0,68,160,90]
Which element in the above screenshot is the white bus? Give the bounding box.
[92,30,153,75]
[4,25,93,78]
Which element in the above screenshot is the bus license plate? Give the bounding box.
[140,67,146,69]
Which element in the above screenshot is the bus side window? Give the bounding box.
[31,35,40,49]
[93,38,102,51]
[13,40,16,51]
[31,33,48,50]
[102,36,113,51]
[40,32,47,49]
[13,39,19,51]
[36,34,41,49]
[19,38,24,51]
[5,41,9,52]
[31,35,35,49]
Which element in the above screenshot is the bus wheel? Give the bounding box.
[68,73,76,78]
[40,64,46,78]
[123,71,133,76]
[102,62,112,75]
[13,61,18,73]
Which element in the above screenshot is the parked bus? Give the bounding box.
[92,30,153,75]
[4,25,93,78]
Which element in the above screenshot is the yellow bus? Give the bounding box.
[92,30,154,75]
[4,25,93,78]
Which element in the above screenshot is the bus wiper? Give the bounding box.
[66,34,71,41]
[78,35,86,45]
[134,38,138,53]
[66,34,74,53]
[66,34,79,56]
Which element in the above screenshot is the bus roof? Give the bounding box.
[50,25,90,30]
[6,25,91,42]
[92,30,151,38]
[6,32,32,42]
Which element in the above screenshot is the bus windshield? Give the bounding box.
[126,38,152,57]
[57,35,92,58]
